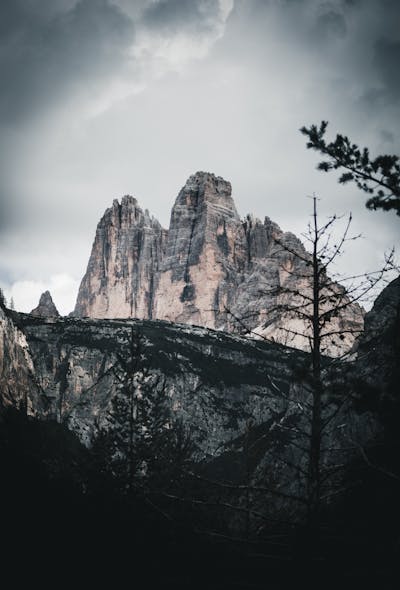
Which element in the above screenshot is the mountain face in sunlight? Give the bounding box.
[73,171,364,357]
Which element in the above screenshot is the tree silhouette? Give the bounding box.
[301,121,400,215]
[95,327,193,498]
[0,287,7,308]
[222,196,395,534]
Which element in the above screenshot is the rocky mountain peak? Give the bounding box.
[74,195,167,319]
[31,291,60,317]
[153,172,244,327]
[73,172,364,355]
[177,171,238,220]
[113,194,138,208]
[106,195,160,230]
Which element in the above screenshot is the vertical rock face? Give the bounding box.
[355,276,400,399]
[31,291,60,317]
[0,305,36,411]
[154,172,247,327]
[73,172,364,355]
[74,196,167,319]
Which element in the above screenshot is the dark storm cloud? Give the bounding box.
[374,38,400,102]
[0,0,134,124]
[256,0,400,115]
[0,0,134,234]
[313,8,347,40]
[142,0,223,34]
[1,0,399,314]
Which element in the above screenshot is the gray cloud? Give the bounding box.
[0,0,134,124]
[313,8,347,40]
[374,37,400,102]
[380,129,395,144]
[142,0,223,34]
[0,0,399,314]
[0,0,135,235]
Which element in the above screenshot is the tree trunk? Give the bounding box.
[307,196,322,529]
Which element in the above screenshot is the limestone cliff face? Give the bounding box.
[74,196,167,319]
[0,285,395,525]
[0,305,36,411]
[154,172,247,328]
[6,312,302,449]
[31,291,59,317]
[73,172,364,355]
[0,309,381,513]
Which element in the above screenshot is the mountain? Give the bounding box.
[30,290,60,317]
[3,277,397,498]
[354,275,400,407]
[73,172,364,356]
[74,196,167,319]
[5,309,302,450]
[0,277,398,555]
[1,275,398,590]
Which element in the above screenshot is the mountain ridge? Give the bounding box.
[73,171,364,356]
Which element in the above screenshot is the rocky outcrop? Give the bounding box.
[30,291,60,317]
[74,172,364,356]
[74,196,167,319]
[0,305,36,411]
[355,276,400,402]
[0,305,382,521]
[0,278,397,560]
[358,276,400,353]
[2,279,398,516]
[8,312,303,449]
[153,172,246,328]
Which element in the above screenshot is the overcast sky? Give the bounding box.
[1,0,399,314]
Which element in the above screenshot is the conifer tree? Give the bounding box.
[301,121,400,215]
[97,327,193,496]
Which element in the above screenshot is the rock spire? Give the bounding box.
[31,291,60,317]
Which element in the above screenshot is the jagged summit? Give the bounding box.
[31,291,59,318]
[114,194,138,206]
[74,192,167,319]
[177,171,238,220]
[111,195,138,216]
[108,195,161,228]
[185,171,231,190]
[73,172,364,355]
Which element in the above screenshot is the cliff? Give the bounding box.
[1,278,398,523]
[354,275,400,405]
[1,280,398,590]
[74,172,363,356]
[74,196,167,319]
[0,305,35,411]
[9,312,301,450]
